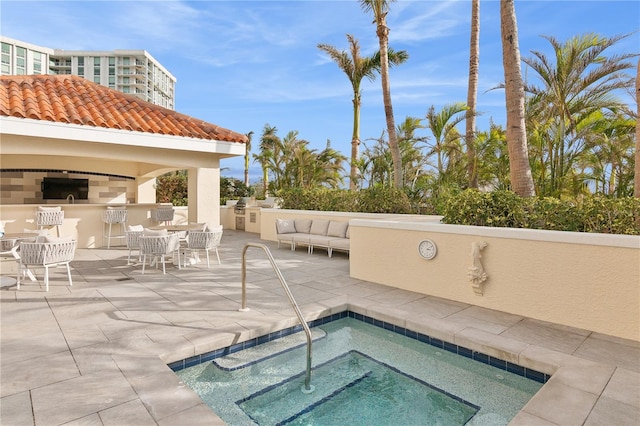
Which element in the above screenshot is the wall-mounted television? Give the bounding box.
[41,177,89,200]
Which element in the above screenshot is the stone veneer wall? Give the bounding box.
[0,170,136,204]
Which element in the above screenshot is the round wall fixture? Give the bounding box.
[418,239,437,260]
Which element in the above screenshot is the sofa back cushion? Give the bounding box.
[327,221,349,238]
[294,219,312,234]
[310,219,330,236]
[276,219,296,234]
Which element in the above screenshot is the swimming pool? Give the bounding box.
[173,313,546,425]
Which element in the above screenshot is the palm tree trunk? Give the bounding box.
[377,20,403,189]
[350,94,361,191]
[466,0,480,189]
[500,0,535,197]
[635,59,639,198]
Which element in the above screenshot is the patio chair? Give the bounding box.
[17,237,76,291]
[125,225,144,265]
[151,206,175,226]
[35,206,64,237]
[102,207,127,248]
[139,232,181,274]
[183,229,223,268]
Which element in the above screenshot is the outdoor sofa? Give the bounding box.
[276,218,350,257]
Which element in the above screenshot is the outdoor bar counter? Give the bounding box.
[0,203,188,249]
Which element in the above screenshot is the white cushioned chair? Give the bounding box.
[184,229,223,268]
[17,237,76,291]
[139,232,181,274]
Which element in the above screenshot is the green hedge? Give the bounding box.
[441,190,640,235]
[276,187,412,214]
[276,188,639,235]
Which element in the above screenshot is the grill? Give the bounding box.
[234,197,249,215]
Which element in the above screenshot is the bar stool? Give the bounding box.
[151,206,175,226]
[102,207,127,248]
[35,206,64,237]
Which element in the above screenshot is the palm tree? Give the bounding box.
[523,32,637,196]
[360,0,403,189]
[317,35,408,191]
[253,124,279,197]
[243,131,253,187]
[500,0,535,196]
[466,0,480,188]
[425,103,468,176]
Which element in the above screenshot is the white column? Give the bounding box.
[136,177,156,203]
[188,163,219,226]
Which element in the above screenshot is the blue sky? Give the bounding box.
[2,0,638,183]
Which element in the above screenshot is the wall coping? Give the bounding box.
[350,218,640,249]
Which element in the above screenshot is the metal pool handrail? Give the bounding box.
[239,242,314,393]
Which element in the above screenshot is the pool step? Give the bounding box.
[237,352,371,425]
[213,328,326,371]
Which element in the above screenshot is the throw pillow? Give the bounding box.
[276,219,296,234]
[128,225,144,231]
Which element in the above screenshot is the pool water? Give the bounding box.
[175,317,543,425]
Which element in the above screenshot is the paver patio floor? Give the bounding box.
[1,230,638,425]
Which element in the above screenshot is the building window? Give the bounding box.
[122,86,130,93]
[33,51,42,74]
[94,76,100,83]
[1,42,11,74]
[16,47,26,74]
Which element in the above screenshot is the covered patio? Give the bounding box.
[1,74,247,246]
[1,230,638,425]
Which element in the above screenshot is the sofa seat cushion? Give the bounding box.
[292,233,312,245]
[308,235,335,248]
[329,239,350,250]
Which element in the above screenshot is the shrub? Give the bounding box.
[441,189,639,235]
[357,186,413,214]
[277,187,412,214]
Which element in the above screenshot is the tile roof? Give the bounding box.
[0,74,247,143]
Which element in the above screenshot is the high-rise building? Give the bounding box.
[1,36,176,110]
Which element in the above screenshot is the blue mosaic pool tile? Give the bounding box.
[525,368,547,383]
[417,332,431,344]
[489,356,507,370]
[506,362,525,376]
[394,326,407,336]
[458,346,473,359]
[473,351,489,364]
[168,360,183,371]
[430,338,444,349]
[168,310,550,385]
[443,341,458,354]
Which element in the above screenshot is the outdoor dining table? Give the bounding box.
[148,224,207,266]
